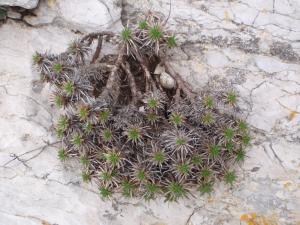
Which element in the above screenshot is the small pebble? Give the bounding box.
[7,10,22,20]
[160,71,176,89]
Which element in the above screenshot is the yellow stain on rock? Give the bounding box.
[47,0,56,8]
[240,213,278,225]
[283,181,293,189]
[224,11,231,21]
[276,100,300,121]
[207,196,214,203]
[42,221,52,225]
[288,111,299,121]
[192,60,206,73]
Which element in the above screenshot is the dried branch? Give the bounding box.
[133,51,156,91]
[121,61,138,104]
[90,35,103,64]
[164,61,197,101]
[100,44,125,101]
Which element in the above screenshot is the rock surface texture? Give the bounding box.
[0,0,39,9]
[0,0,299,225]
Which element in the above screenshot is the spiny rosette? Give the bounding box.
[32,13,251,202]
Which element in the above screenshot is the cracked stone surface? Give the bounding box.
[0,0,299,225]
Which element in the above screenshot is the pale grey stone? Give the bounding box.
[23,0,56,26]
[206,50,229,68]
[1,0,300,224]
[0,0,38,9]
[6,10,21,19]
[160,71,176,89]
[23,0,122,32]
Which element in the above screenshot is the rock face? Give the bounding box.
[22,0,122,32]
[0,0,39,9]
[0,0,300,225]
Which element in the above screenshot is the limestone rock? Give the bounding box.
[23,0,122,32]
[6,9,21,19]
[58,0,120,31]
[1,0,300,224]
[0,0,39,9]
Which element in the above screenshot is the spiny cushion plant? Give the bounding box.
[32,13,251,202]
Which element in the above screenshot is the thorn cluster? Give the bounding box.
[32,13,251,202]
